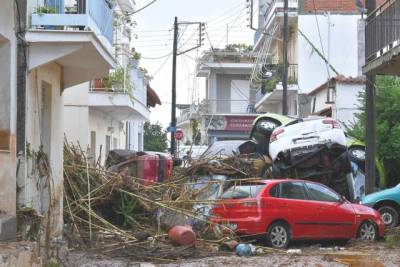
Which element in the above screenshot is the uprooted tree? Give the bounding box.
[144,121,168,152]
[347,75,400,187]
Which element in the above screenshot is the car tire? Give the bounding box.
[267,222,291,249]
[378,206,399,228]
[357,220,378,241]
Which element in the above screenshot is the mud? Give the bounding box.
[61,241,400,267]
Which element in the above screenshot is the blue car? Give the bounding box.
[361,184,400,228]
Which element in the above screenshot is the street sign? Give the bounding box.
[175,129,184,141]
[167,126,177,133]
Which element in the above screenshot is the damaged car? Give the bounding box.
[211,179,384,249]
[269,117,354,200]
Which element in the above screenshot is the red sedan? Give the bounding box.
[211,179,384,248]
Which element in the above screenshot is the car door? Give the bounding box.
[274,181,323,239]
[304,182,356,238]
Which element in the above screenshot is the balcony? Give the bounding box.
[255,63,298,103]
[254,0,298,48]
[27,0,115,88]
[89,79,151,121]
[197,51,255,76]
[364,0,400,75]
[31,0,113,47]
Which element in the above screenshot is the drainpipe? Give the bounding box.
[15,0,28,191]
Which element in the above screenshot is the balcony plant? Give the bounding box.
[34,6,57,16]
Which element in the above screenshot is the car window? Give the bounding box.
[305,182,341,202]
[221,184,265,199]
[269,184,280,197]
[279,182,307,200]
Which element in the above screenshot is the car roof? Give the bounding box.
[244,178,320,185]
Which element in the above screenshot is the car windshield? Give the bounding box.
[221,184,265,199]
[196,182,221,200]
[201,141,246,158]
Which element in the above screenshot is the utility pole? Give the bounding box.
[365,0,376,194]
[282,0,289,115]
[170,17,178,155]
[169,18,203,156]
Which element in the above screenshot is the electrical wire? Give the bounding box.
[132,0,161,14]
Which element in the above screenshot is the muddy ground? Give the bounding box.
[60,240,400,267]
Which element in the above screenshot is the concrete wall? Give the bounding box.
[298,14,360,93]
[63,82,90,147]
[20,63,64,239]
[335,82,363,126]
[211,74,253,114]
[88,109,127,163]
[0,0,17,241]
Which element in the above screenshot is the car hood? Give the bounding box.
[361,184,400,204]
[351,203,380,217]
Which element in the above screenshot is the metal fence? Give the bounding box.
[365,0,400,62]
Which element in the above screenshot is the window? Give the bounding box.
[105,135,111,155]
[305,182,341,202]
[280,182,307,200]
[221,184,265,199]
[269,184,280,198]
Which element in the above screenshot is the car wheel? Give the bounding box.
[358,221,378,241]
[378,206,399,228]
[267,222,290,248]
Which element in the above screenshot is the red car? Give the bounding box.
[211,179,384,248]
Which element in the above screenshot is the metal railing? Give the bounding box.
[254,63,298,103]
[31,0,114,45]
[365,0,400,62]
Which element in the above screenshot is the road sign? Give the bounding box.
[167,126,177,133]
[175,129,184,141]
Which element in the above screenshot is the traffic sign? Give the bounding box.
[175,129,184,141]
[167,126,177,133]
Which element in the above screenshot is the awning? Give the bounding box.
[147,85,161,108]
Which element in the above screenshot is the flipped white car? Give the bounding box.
[269,117,355,201]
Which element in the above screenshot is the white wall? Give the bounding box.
[88,109,127,163]
[334,83,363,126]
[21,63,65,239]
[298,15,360,93]
[63,82,90,147]
[0,0,17,233]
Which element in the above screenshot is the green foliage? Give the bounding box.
[224,43,253,52]
[139,67,153,81]
[133,52,141,61]
[35,6,57,15]
[116,193,140,227]
[103,67,133,92]
[347,76,400,186]
[190,119,201,145]
[144,122,168,152]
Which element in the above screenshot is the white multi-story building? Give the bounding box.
[1,0,116,241]
[252,0,366,117]
[178,50,258,144]
[63,0,160,164]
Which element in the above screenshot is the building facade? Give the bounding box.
[252,0,366,117]
[178,50,258,145]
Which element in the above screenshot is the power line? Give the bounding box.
[132,0,161,14]
[141,52,172,59]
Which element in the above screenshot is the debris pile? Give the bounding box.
[63,142,244,262]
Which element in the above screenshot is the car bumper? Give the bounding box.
[211,218,264,235]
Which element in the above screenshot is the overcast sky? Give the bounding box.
[133,0,254,128]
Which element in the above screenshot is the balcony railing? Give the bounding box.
[365,0,400,62]
[262,0,298,31]
[255,63,298,102]
[31,0,114,46]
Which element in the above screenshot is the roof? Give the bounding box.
[308,75,366,96]
[147,85,161,107]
